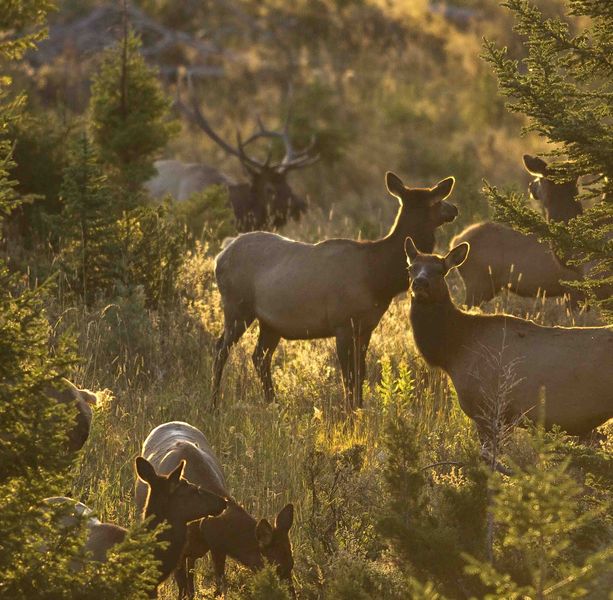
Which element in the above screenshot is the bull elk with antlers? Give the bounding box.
[145,83,318,232]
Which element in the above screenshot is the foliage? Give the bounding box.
[0,4,159,598]
[55,133,120,304]
[89,30,177,195]
[464,429,613,599]
[378,398,488,598]
[119,203,189,308]
[483,0,613,316]
[168,184,236,250]
[227,564,292,600]
[0,0,54,61]
[8,110,73,242]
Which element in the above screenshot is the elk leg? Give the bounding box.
[355,329,373,409]
[252,322,281,403]
[175,557,195,600]
[335,325,358,409]
[211,550,227,598]
[212,314,253,407]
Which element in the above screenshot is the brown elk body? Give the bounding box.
[405,238,613,439]
[135,421,294,599]
[212,172,459,408]
[45,378,98,453]
[150,86,318,232]
[47,458,226,597]
[451,155,583,306]
[145,159,307,232]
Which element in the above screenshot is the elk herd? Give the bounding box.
[43,150,611,598]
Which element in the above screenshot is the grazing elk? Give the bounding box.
[145,88,318,232]
[46,458,226,597]
[451,155,583,306]
[134,421,294,599]
[213,172,459,408]
[45,378,98,453]
[404,237,613,441]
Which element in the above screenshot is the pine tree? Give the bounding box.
[464,429,613,599]
[89,28,177,199]
[57,134,120,305]
[0,3,159,597]
[482,0,613,316]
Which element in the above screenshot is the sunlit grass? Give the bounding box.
[55,236,610,599]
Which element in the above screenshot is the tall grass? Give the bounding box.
[51,235,608,598]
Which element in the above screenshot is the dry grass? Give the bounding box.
[53,233,609,599]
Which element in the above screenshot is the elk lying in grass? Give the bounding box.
[45,378,98,453]
[213,172,459,408]
[404,237,613,441]
[47,458,226,597]
[146,85,318,232]
[135,421,294,599]
[451,155,583,306]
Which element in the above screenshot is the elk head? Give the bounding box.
[176,81,318,231]
[135,457,227,524]
[255,503,295,585]
[523,154,581,223]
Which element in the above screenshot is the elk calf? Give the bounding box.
[46,458,226,597]
[213,171,458,408]
[451,155,583,306]
[135,421,294,599]
[405,237,613,440]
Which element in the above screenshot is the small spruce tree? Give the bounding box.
[464,428,613,599]
[89,29,177,198]
[57,133,120,304]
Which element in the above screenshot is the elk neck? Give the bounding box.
[145,506,189,583]
[409,291,469,371]
[368,206,437,300]
[546,186,582,223]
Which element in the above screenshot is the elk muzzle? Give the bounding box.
[440,201,458,222]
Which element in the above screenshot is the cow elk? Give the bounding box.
[45,378,98,453]
[46,458,226,597]
[451,155,583,306]
[213,171,459,408]
[146,83,318,232]
[135,421,294,599]
[404,237,613,442]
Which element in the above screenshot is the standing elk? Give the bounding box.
[135,421,295,599]
[145,88,318,232]
[404,237,613,441]
[45,458,226,597]
[212,171,459,408]
[451,155,583,306]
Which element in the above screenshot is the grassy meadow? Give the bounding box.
[3,0,613,598]
[58,236,610,598]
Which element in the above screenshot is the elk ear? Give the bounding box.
[432,176,455,200]
[404,237,419,264]
[275,503,294,532]
[135,457,158,486]
[444,242,470,271]
[523,154,548,176]
[256,519,274,548]
[168,460,186,484]
[385,171,405,202]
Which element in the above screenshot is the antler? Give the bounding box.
[175,75,318,173]
[249,113,319,172]
[174,75,263,170]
